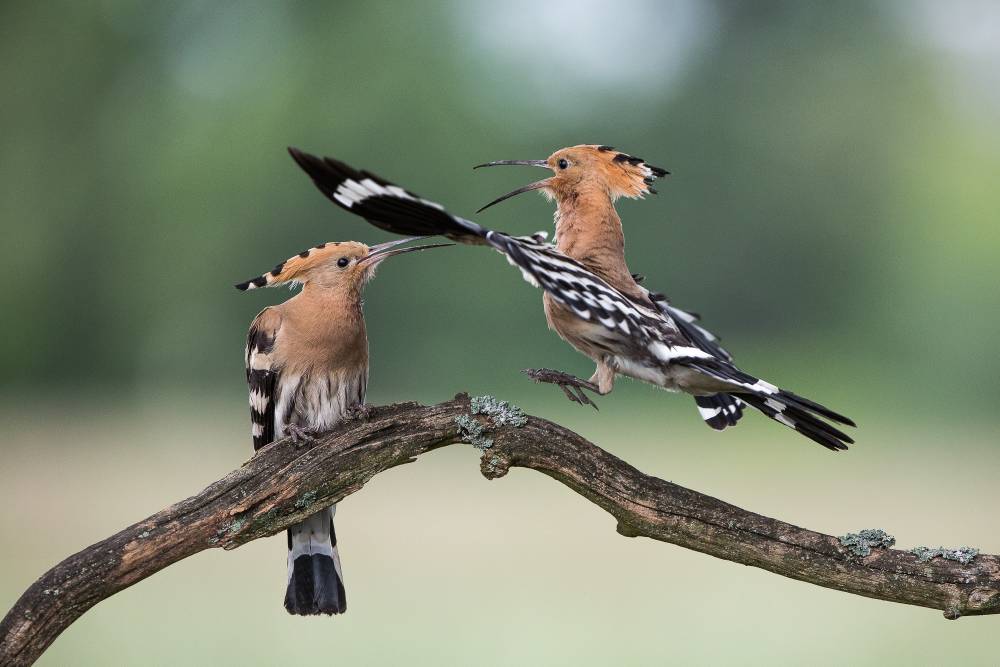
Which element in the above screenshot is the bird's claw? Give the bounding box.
[522,368,600,410]
[347,403,375,422]
[285,424,320,448]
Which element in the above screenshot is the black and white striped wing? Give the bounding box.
[485,232,727,360]
[246,307,281,451]
[288,148,488,243]
[646,294,742,429]
[654,300,733,363]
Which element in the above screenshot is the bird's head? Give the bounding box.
[474,144,669,213]
[235,238,449,292]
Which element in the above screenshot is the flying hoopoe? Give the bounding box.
[287,147,856,451]
[237,236,448,615]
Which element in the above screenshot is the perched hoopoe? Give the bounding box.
[236,237,447,615]
[287,147,856,451]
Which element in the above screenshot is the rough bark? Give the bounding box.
[1,395,997,665]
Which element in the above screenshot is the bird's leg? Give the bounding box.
[285,424,320,448]
[522,368,600,410]
[589,360,616,395]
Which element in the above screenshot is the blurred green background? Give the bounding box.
[2,1,998,664]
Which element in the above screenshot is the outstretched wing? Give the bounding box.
[246,307,282,451]
[288,148,490,244]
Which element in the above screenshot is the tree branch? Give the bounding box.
[2,394,997,665]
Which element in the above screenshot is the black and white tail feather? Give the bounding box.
[284,508,347,616]
[288,148,856,450]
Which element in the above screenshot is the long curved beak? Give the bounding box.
[360,237,452,266]
[473,159,554,214]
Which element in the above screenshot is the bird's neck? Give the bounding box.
[283,284,368,368]
[297,281,364,316]
[553,190,641,297]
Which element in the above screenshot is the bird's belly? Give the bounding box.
[275,367,367,436]
[613,356,732,396]
[614,356,679,391]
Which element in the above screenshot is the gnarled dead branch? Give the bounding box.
[2,394,997,665]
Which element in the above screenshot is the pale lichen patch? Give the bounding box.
[456,395,528,450]
[910,545,979,565]
[470,395,528,428]
[295,491,318,510]
[455,413,493,449]
[839,529,896,557]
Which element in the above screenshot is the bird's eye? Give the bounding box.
[337,257,350,268]
[557,159,568,170]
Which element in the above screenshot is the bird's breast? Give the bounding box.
[271,313,369,436]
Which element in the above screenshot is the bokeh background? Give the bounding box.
[2,1,998,664]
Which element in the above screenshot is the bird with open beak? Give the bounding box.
[472,146,759,430]
[237,236,448,615]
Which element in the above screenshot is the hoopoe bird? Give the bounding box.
[236,236,447,614]
[473,147,743,421]
[287,146,856,451]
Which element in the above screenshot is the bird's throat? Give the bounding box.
[553,196,640,297]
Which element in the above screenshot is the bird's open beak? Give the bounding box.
[359,237,452,267]
[473,159,554,214]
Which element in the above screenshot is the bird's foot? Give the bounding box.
[285,424,320,448]
[522,368,600,410]
[347,403,375,422]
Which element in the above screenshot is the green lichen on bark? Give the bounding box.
[455,395,527,450]
[469,395,528,428]
[839,529,896,557]
[910,545,979,565]
[294,491,318,510]
[455,414,493,449]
